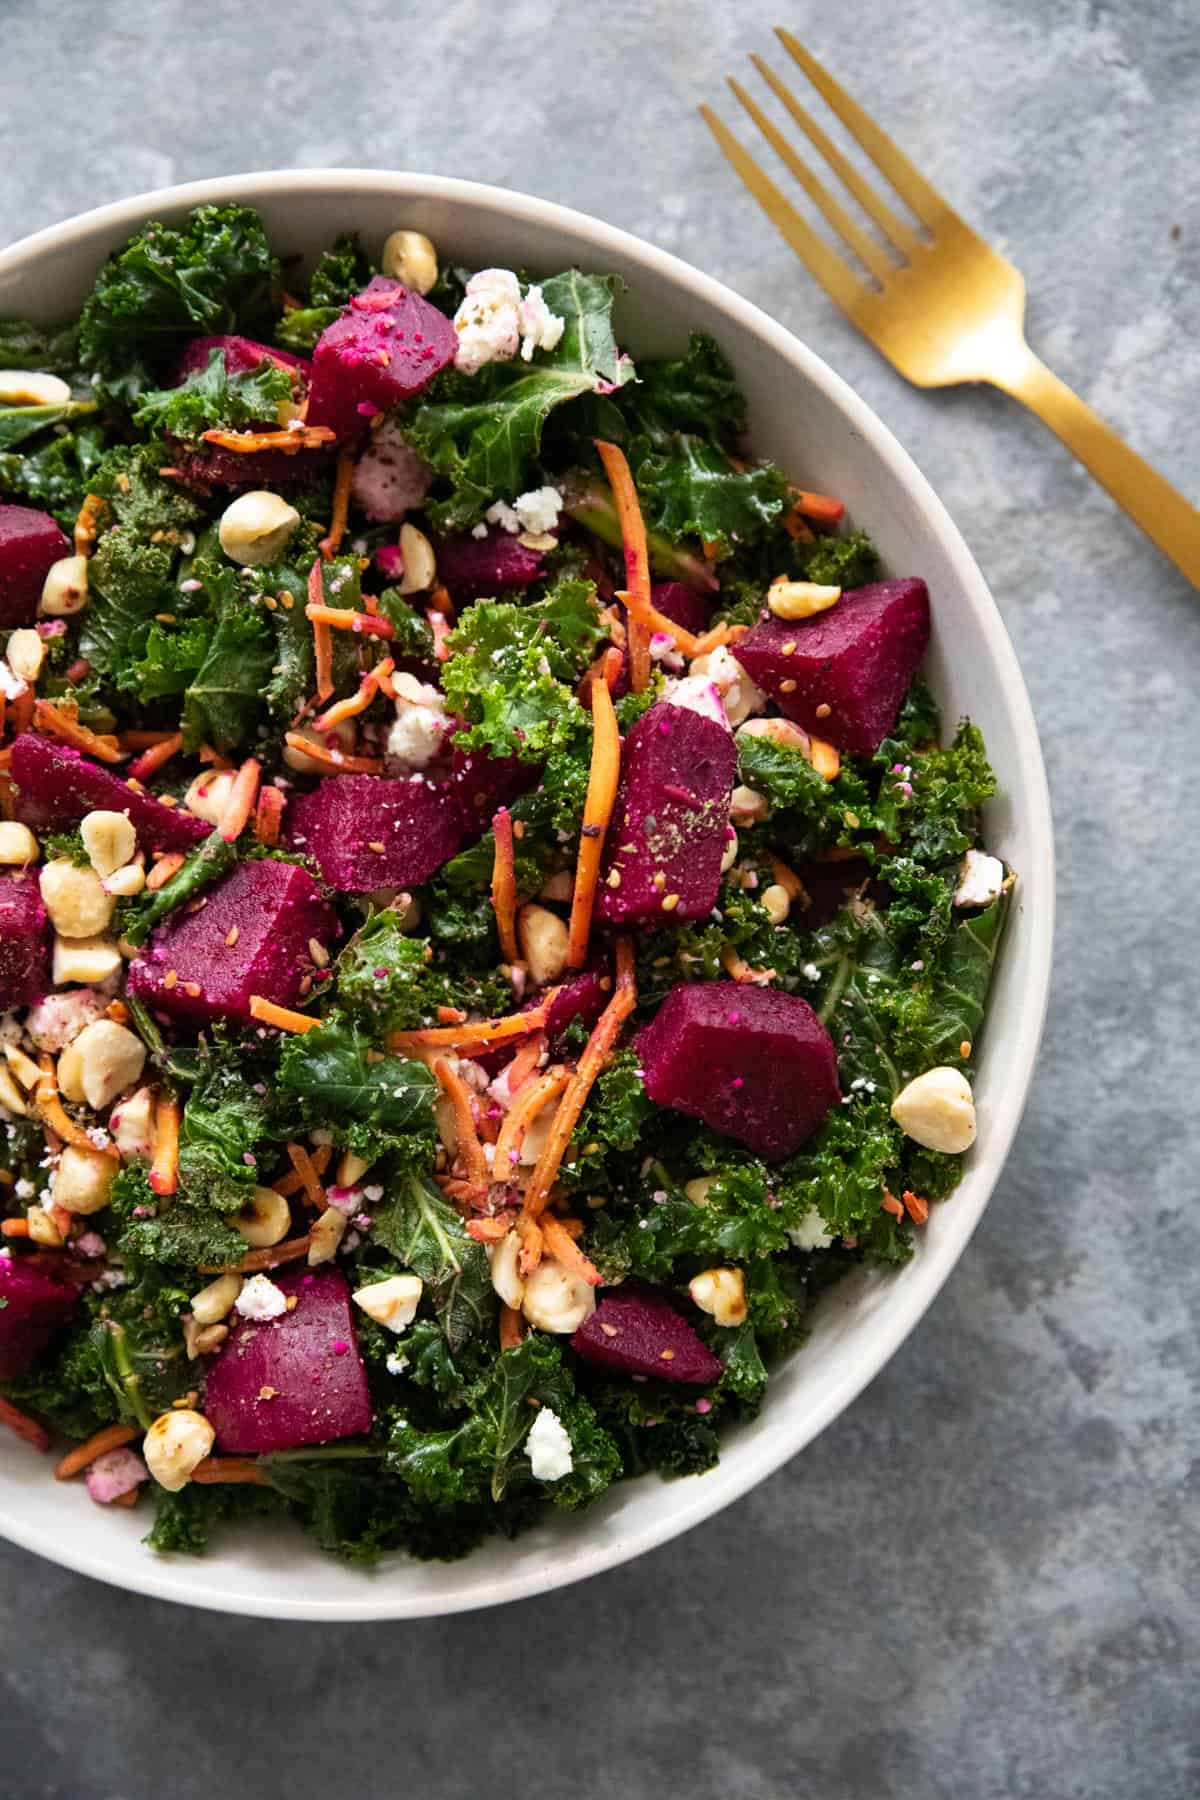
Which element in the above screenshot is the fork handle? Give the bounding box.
[996,350,1200,588]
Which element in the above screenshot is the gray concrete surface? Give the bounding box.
[1,0,1197,1794]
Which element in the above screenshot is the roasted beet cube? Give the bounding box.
[637,982,840,1160]
[571,1284,723,1385]
[172,334,311,383]
[650,580,713,637]
[545,969,611,1045]
[127,860,338,1027]
[435,528,548,599]
[735,579,930,756]
[286,773,465,894]
[203,1268,372,1454]
[0,872,50,1009]
[168,441,334,491]
[0,505,71,628]
[0,1254,78,1381]
[305,276,458,441]
[10,734,209,853]
[595,695,736,925]
[448,742,538,840]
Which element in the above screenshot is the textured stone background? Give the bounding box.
[1,0,1197,1795]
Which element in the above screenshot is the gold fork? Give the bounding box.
[701,28,1200,588]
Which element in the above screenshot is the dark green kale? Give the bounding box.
[121,832,236,947]
[335,912,512,1034]
[79,204,280,405]
[442,597,592,763]
[277,1020,437,1160]
[372,1176,494,1356]
[133,348,294,442]
[0,419,109,529]
[0,316,80,372]
[274,233,373,352]
[0,398,98,454]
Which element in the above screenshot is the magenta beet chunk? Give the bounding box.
[127,860,338,1027]
[736,579,931,756]
[434,528,548,599]
[448,741,538,840]
[203,1268,372,1454]
[0,505,71,628]
[0,873,50,1009]
[305,276,458,441]
[0,1254,78,1381]
[169,440,334,491]
[637,983,840,1160]
[545,970,610,1044]
[9,733,208,853]
[650,580,713,636]
[571,1284,722,1385]
[172,334,311,383]
[595,700,736,925]
[286,773,464,893]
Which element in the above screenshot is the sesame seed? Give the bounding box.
[600,1322,619,1338]
[781,640,796,655]
[163,969,178,989]
[816,702,831,718]
[780,678,797,693]
[661,893,680,911]
[225,927,239,947]
[960,1040,972,1058]
[367,840,386,853]
[308,937,330,968]
[183,981,201,998]
[652,870,666,890]
[606,869,622,888]
[660,1348,675,1361]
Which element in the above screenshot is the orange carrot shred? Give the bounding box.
[304,602,395,640]
[504,1030,546,1096]
[595,440,652,692]
[389,997,554,1056]
[285,1142,326,1209]
[0,1395,51,1453]
[808,736,841,782]
[881,1191,905,1220]
[201,425,335,453]
[490,807,519,964]
[111,1487,141,1509]
[781,509,816,542]
[320,446,355,558]
[248,996,320,1034]
[790,488,845,525]
[33,699,125,764]
[34,1055,119,1158]
[433,1058,488,1190]
[126,731,183,781]
[465,1216,512,1244]
[308,559,335,702]
[191,1456,268,1486]
[145,851,185,892]
[148,1094,181,1196]
[0,1219,29,1238]
[567,676,621,968]
[282,731,382,775]
[902,1189,930,1224]
[254,785,284,846]
[436,1005,468,1025]
[493,1064,571,1185]
[540,1213,602,1285]
[54,1423,138,1480]
[217,756,261,843]
[312,656,394,731]
[499,1304,525,1350]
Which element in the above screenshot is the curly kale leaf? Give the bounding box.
[108,1161,246,1270]
[372,1176,493,1355]
[79,203,280,404]
[442,597,593,763]
[81,529,178,685]
[174,554,274,752]
[335,913,512,1034]
[133,348,294,442]
[278,1021,437,1160]
[715,528,881,628]
[275,233,374,352]
[633,437,788,557]
[0,419,108,528]
[0,316,80,373]
[564,1049,655,1193]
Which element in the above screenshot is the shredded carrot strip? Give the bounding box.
[436,1176,489,1211]
[217,756,261,842]
[436,1005,468,1025]
[305,602,395,640]
[719,944,777,986]
[790,488,845,525]
[389,998,553,1056]
[320,446,355,558]
[0,1395,50,1453]
[199,1234,312,1275]
[73,492,107,557]
[121,729,177,749]
[516,1211,545,1274]
[192,1456,268,1486]
[433,1059,488,1190]
[499,1303,525,1350]
[33,699,125,764]
[248,996,320,1034]
[0,1219,29,1237]
[618,584,728,660]
[493,1065,571,1185]
[689,620,734,657]
[595,440,652,691]
[541,1213,602,1285]
[465,1215,512,1244]
[271,1144,330,1198]
[148,1094,180,1196]
[54,1422,138,1480]
[809,736,841,782]
[766,854,810,905]
[504,1030,546,1096]
[307,559,335,703]
[902,1190,930,1224]
[34,1056,119,1157]
[201,425,335,453]
[111,1487,140,1509]
[781,509,816,542]
[285,1142,326,1209]
[145,851,185,892]
[254,785,284,847]
[126,731,183,781]
[312,656,394,731]
[881,1191,905,1221]
[490,808,519,964]
[282,731,382,775]
[567,677,621,968]
[521,939,636,1227]
[198,744,233,768]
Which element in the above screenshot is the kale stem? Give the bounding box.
[102,1322,154,1432]
[266,1445,383,1466]
[817,954,851,1025]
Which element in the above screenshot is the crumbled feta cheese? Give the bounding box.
[484,499,521,535]
[955,849,1005,909]
[235,1274,289,1321]
[385,673,450,774]
[453,269,523,374]
[385,1351,410,1376]
[662,673,730,728]
[788,1208,835,1252]
[470,522,489,539]
[525,1406,574,1481]
[518,285,566,361]
[513,486,563,537]
[0,661,27,701]
[690,644,766,728]
[25,988,107,1054]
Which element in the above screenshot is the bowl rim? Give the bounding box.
[0,170,1054,1620]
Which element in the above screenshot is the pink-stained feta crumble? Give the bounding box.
[85,1447,149,1505]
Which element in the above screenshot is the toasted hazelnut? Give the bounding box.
[891,1067,977,1154]
[380,229,439,295]
[218,490,300,566]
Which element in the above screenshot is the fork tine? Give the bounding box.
[750,54,924,260]
[774,27,958,233]
[726,76,896,284]
[699,105,874,320]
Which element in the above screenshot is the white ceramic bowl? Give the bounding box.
[0,172,1053,1619]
